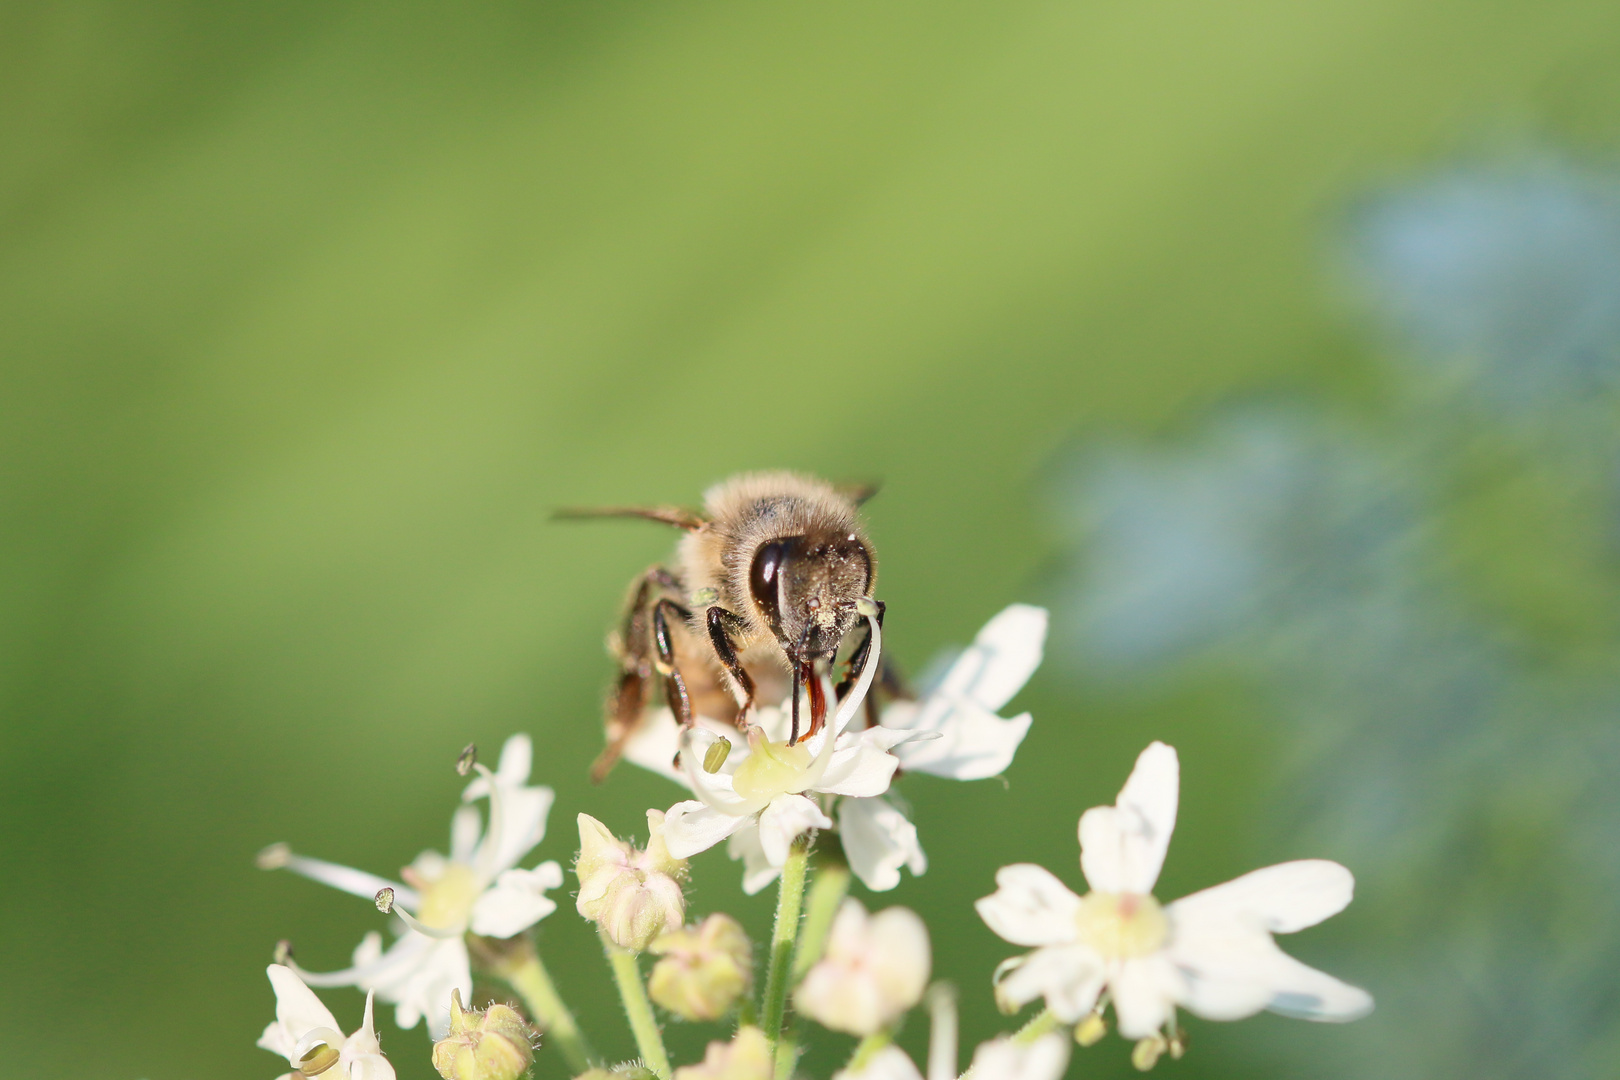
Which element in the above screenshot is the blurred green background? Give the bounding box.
[5,3,1620,1078]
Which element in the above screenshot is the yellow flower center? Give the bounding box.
[1074,891,1168,959]
[731,738,813,801]
[417,863,483,929]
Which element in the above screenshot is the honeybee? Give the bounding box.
[559,471,886,782]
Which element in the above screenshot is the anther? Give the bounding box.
[256,842,292,870]
[274,939,295,965]
[1131,1036,1167,1072]
[1075,1011,1107,1047]
[375,887,396,914]
[703,738,732,773]
[456,744,478,776]
[692,587,719,605]
[855,596,880,618]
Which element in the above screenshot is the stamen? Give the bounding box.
[468,761,506,880]
[284,932,433,988]
[273,939,294,965]
[258,844,421,909]
[376,887,464,940]
[927,983,958,1080]
[456,743,478,777]
[794,609,882,793]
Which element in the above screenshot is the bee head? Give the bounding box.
[748,530,873,662]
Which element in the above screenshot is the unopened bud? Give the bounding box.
[1131,1036,1166,1072]
[374,887,395,914]
[257,842,292,870]
[1074,1011,1107,1047]
[432,988,536,1080]
[575,810,688,951]
[648,914,753,1021]
[456,744,478,776]
[673,1026,772,1080]
[703,738,732,773]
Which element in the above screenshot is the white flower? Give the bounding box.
[966,1033,1070,1080]
[880,603,1046,780]
[794,899,931,1036]
[258,964,394,1080]
[836,603,1047,891]
[657,611,901,889]
[832,1045,924,1080]
[976,741,1373,1043]
[260,734,563,1036]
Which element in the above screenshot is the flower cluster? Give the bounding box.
[248,602,1371,1079]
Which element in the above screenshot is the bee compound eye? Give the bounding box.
[748,536,804,635]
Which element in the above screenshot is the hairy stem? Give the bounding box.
[761,836,811,1059]
[792,857,851,981]
[774,854,852,1079]
[480,937,594,1074]
[605,934,672,1079]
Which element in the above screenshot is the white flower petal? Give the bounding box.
[1170,859,1355,934]
[967,1032,1070,1080]
[264,964,340,1049]
[996,944,1104,1021]
[346,1055,396,1080]
[621,707,690,785]
[663,800,751,859]
[816,737,901,797]
[975,864,1083,947]
[889,701,1032,781]
[1110,954,1182,1038]
[838,797,926,892]
[484,785,556,875]
[833,1045,923,1080]
[726,825,783,895]
[1170,924,1373,1023]
[1079,741,1178,894]
[932,604,1048,712]
[469,862,563,938]
[757,795,833,866]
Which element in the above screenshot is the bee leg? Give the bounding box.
[652,598,694,727]
[590,667,646,783]
[592,566,684,782]
[705,606,757,727]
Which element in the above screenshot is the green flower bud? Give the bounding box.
[431,989,536,1080]
[647,914,753,1021]
[576,811,689,952]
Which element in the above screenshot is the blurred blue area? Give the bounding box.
[1051,155,1620,1079]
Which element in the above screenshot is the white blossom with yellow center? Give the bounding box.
[259,734,563,1036]
[627,605,1048,894]
[657,611,910,887]
[794,899,931,1036]
[976,741,1373,1041]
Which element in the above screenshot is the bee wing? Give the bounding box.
[835,481,882,506]
[551,505,709,531]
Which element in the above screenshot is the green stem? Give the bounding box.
[1012,1007,1059,1045]
[791,858,851,981]
[497,946,594,1074]
[773,856,851,1079]
[760,837,811,1058]
[605,934,672,1079]
[847,1031,893,1072]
